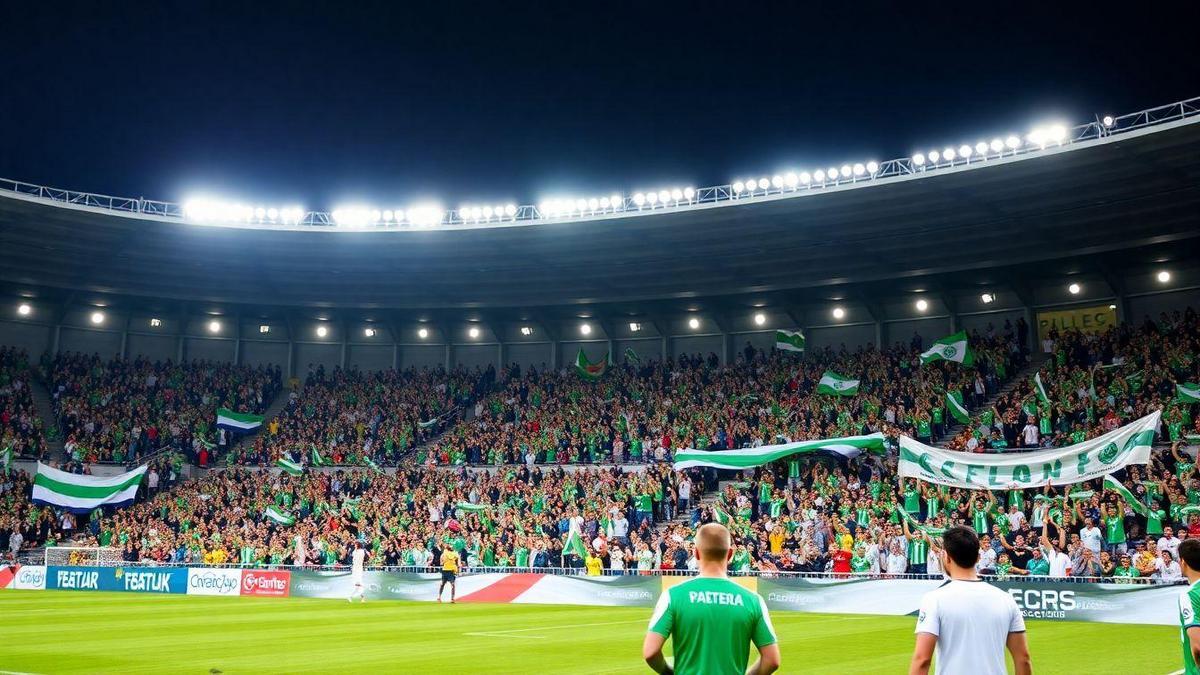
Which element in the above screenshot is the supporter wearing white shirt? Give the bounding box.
[912,526,1031,675]
[976,543,997,573]
[1080,519,1103,555]
[886,543,908,575]
[1006,507,1026,533]
[1155,551,1182,581]
[1040,523,1071,578]
[1158,528,1182,560]
[1021,423,1038,447]
[609,544,625,571]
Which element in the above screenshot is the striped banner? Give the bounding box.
[216,408,264,431]
[673,433,886,470]
[31,463,147,514]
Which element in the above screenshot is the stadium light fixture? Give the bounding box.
[90,311,105,325]
[915,299,929,312]
[852,163,865,177]
[866,161,879,175]
[364,328,376,337]
[580,323,592,335]
[753,312,766,326]
[813,170,825,183]
[1005,135,1021,150]
[1068,283,1082,295]
[943,148,956,161]
[316,325,328,338]
[688,317,700,330]
[259,325,270,334]
[980,293,995,304]
[633,192,646,206]
[418,327,429,339]
[520,326,533,336]
[989,139,1004,153]
[646,192,659,206]
[799,172,811,185]
[150,318,162,327]
[928,150,940,163]
[468,327,480,339]
[208,320,221,333]
[912,153,926,166]
[1157,270,1171,283]
[959,145,972,159]
[832,307,845,320]
[629,322,642,332]
[1102,115,1115,127]
[17,303,31,316]
[771,175,783,189]
[974,142,988,156]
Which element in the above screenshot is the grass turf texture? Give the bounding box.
[0,590,1180,674]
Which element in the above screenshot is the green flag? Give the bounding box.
[817,371,859,396]
[774,329,806,353]
[1103,475,1147,517]
[1033,372,1050,405]
[563,529,588,558]
[624,347,641,364]
[574,349,608,380]
[674,433,886,470]
[264,506,295,526]
[275,457,303,477]
[455,501,489,513]
[310,446,328,467]
[919,331,973,366]
[216,408,264,431]
[946,391,970,424]
[0,443,12,475]
[1177,383,1200,404]
[713,505,734,526]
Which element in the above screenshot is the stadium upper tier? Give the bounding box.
[0,99,1199,310]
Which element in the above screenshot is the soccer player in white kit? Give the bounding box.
[909,526,1031,675]
[349,541,367,603]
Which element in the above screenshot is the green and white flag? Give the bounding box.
[563,528,588,559]
[0,443,12,475]
[713,505,734,526]
[574,349,608,380]
[946,391,970,424]
[774,329,806,353]
[216,408,264,431]
[276,457,303,477]
[364,457,383,474]
[673,433,886,471]
[310,446,328,467]
[919,331,973,366]
[624,347,641,364]
[455,501,489,513]
[31,462,147,514]
[1177,382,1200,404]
[1034,372,1051,405]
[899,410,1160,489]
[1103,475,1147,517]
[264,506,295,526]
[817,371,859,396]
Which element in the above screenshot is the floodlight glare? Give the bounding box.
[574,199,587,212]
[468,327,480,339]
[580,323,592,335]
[683,187,695,200]
[799,172,811,184]
[928,150,940,162]
[208,320,221,333]
[468,207,481,220]
[254,207,266,220]
[1005,135,1021,149]
[975,142,988,155]
[784,173,798,188]
[17,303,31,316]
[1102,115,1115,127]
[316,325,328,338]
[771,175,783,188]
[599,197,611,209]
[647,192,659,205]
[826,168,837,181]
[912,153,926,165]
[852,163,865,176]
[520,326,533,336]
[758,177,769,190]
[633,192,647,205]
[732,181,745,194]
[1157,270,1171,283]
[657,190,670,204]
[364,328,376,337]
[1048,124,1067,143]
[90,311,104,324]
[688,317,700,329]
[382,210,393,221]
[483,206,494,218]
[671,188,683,201]
[832,307,845,319]
[267,207,279,220]
[980,293,995,304]
[1068,282,1081,295]
[587,199,599,211]
[943,148,956,161]
[608,195,622,208]
[259,325,270,333]
[418,327,429,339]
[839,165,851,178]
[915,299,929,312]
[746,179,758,191]
[629,322,641,332]
[866,161,879,174]
[990,139,1004,153]
[753,312,766,326]
[959,145,972,158]
[370,210,382,222]
[505,203,517,216]
[813,170,825,182]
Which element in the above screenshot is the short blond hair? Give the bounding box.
[696,522,732,562]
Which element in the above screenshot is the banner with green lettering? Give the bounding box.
[898,410,1160,489]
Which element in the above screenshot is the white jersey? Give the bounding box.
[915,579,1025,675]
[352,549,366,580]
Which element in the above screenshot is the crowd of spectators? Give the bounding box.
[49,353,281,463]
[0,347,48,460]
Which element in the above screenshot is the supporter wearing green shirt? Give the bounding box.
[645,523,780,675]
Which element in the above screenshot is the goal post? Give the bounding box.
[43,546,123,567]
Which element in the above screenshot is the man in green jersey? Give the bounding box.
[1178,539,1200,674]
[644,523,780,675]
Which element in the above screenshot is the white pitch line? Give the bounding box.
[0,670,48,675]
[463,618,645,639]
[463,632,547,639]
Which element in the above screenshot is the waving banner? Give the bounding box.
[898,410,1159,489]
[673,433,886,471]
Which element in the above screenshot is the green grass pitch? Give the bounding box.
[0,590,1181,674]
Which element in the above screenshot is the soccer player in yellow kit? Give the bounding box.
[437,545,459,603]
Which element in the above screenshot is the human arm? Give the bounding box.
[642,633,672,675]
[1007,631,1032,675]
[745,644,781,675]
[908,632,937,675]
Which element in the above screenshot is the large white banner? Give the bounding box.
[186,568,243,596]
[898,410,1160,489]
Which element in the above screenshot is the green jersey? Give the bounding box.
[1104,514,1126,544]
[648,577,777,675]
[907,537,928,564]
[904,488,920,514]
[1179,580,1200,675]
[971,506,991,535]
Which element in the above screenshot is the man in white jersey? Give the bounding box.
[910,526,1031,675]
[348,541,367,603]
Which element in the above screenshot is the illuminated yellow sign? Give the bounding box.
[1037,305,1116,342]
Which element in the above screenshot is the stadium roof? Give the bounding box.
[1,109,1198,326]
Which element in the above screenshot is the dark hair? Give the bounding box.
[942,526,980,569]
[1180,539,1200,572]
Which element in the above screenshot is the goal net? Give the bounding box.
[44,546,123,567]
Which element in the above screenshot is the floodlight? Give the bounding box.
[813,170,825,182]
[990,139,1003,153]
[647,192,658,205]
[771,175,783,188]
[255,207,266,220]
[784,172,798,188]
[580,323,592,335]
[468,327,480,339]
[418,328,429,339]
[634,192,646,205]
[629,322,641,332]
[259,325,270,333]
[599,197,611,209]
[671,188,683,201]
[928,150,940,162]
[266,208,279,220]
[1102,115,1114,127]
[826,168,837,181]
[1068,283,1081,295]
[912,153,926,165]
[382,210,394,221]
[959,145,972,158]
[975,142,988,155]
[732,181,745,194]
[758,177,769,190]
[852,163,865,176]
[683,187,695,200]
[1005,135,1020,149]
[395,209,406,222]
[608,194,621,208]
[364,328,376,337]
[799,172,811,184]
[980,293,995,304]
[370,210,381,222]
[866,161,878,174]
[520,326,533,336]
[588,199,599,211]
[1048,124,1067,143]
[1157,270,1171,283]
[90,311,104,324]
[150,318,162,327]
[943,148,956,161]
[505,204,517,216]
[657,190,670,203]
[753,312,766,326]
[915,299,928,312]
[208,320,221,333]
[316,325,328,338]
[482,206,494,218]
[574,199,587,212]
[17,303,31,316]
[745,179,758,191]
[839,166,851,178]
[832,307,845,319]
[688,317,700,329]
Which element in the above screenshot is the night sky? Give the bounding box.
[2,2,1197,211]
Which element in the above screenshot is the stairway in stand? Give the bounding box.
[28,374,66,462]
